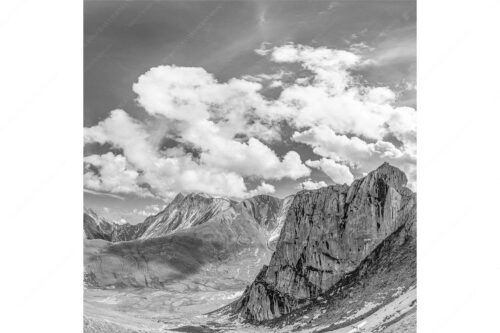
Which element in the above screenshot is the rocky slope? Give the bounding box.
[231,162,416,322]
[85,192,294,246]
[84,208,151,242]
[139,193,237,239]
[139,193,293,243]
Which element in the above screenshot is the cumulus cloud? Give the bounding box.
[131,65,310,181]
[84,112,251,199]
[132,65,282,142]
[84,70,310,199]
[84,42,416,198]
[84,152,152,197]
[293,125,416,187]
[261,43,416,187]
[255,44,417,143]
[298,179,328,190]
[306,159,354,185]
[247,182,276,197]
[133,204,163,217]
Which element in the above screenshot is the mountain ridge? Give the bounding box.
[84,192,294,245]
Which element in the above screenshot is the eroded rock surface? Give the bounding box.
[232,162,416,322]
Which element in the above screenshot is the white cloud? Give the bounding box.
[84,43,416,197]
[270,44,359,94]
[83,188,125,200]
[254,42,272,56]
[247,182,276,197]
[306,159,354,185]
[293,125,416,187]
[85,110,158,169]
[84,116,252,199]
[133,204,163,217]
[298,179,328,190]
[254,43,417,143]
[84,92,309,199]
[84,152,152,197]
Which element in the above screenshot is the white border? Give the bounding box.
[0,0,82,331]
[1,0,500,332]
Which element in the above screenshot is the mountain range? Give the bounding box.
[84,162,416,332]
[84,193,293,289]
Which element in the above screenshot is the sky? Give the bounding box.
[84,0,416,224]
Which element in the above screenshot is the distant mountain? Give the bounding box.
[84,192,294,245]
[84,193,294,289]
[228,162,417,323]
[139,193,237,239]
[83,208,152,242]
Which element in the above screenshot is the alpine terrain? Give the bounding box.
[84,193,294,331]
[83,163,416,333]
[222,162,417,332]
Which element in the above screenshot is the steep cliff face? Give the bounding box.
[242,199,416,331]
[232,162,416,322]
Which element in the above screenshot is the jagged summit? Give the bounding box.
[370,161,408,189]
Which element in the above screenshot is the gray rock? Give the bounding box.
[232,162,416,322]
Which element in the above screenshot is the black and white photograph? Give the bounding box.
[2,0,500,332]
[83,1,416,332]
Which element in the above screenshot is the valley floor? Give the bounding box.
[84,286,416,333]
[84,286,244,333]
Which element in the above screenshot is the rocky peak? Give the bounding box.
[369,162,408,189]
[139,192,236,239]
[171,193,186,204]
[232,163,416,322]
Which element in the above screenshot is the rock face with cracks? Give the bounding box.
[232,162,416,322]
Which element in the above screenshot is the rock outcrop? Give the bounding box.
[232,162,416,322]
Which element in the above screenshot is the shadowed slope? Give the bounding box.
[84,208,274,289]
